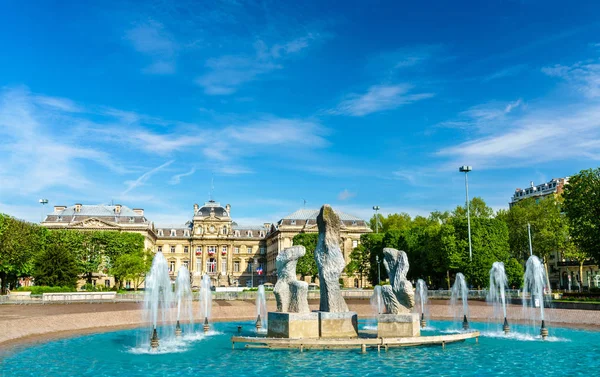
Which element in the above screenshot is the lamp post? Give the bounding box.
[250,260,254,288]
[527,223,533,257]
[458,166,473,261]
[376,255,381,285]
[372,206,380,233]
[39,199,48,223]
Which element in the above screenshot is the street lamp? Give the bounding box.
[458,166,473,261]
[372,206,380,233]
[39,199,49,223]
[376,255,381,285]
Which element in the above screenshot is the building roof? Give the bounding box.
[50,204,143,217]
[281,208,364,222]
[195,200,230,217]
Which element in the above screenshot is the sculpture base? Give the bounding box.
[317,311,358,338]
[267,312,319,339]
[377,313,420,338]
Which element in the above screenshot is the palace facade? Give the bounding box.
[42,200,372,288]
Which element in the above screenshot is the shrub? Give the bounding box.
[16,286,75,294]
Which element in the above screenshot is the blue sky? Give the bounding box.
[1,0,600,226]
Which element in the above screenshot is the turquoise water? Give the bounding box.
[1,320,598,377]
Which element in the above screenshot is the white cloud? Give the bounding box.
[125,19,177,74]
[482,64,528,82]
[122,160,174,195]
[437,99,523,132]
[330,84,434,116]
[196,32,320,95]
[169,168,196,185]
[542,61,600,98]
[337,189,356,201]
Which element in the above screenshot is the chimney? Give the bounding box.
[133,208,144,216]
[74,203,82,213]
[226,204,231,214]
[115,204,122,214]
[54,205,67,212]
[530,181,534,188]
[264,223,270,230]
[194,203,199,213]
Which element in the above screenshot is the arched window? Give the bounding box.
[207,258,216,273]
[170,229,176,237]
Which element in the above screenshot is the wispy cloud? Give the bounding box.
[337,189,356,201]
[169,168,196,185]
[125,19,177,74]
[122,160,174,195]
[330,84,434,116]
[482,64,528,82]
[542,60,600,98]
[436,99,523,132]
[196,32,321,95]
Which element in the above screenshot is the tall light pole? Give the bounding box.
[39,199,48,223]
[375,255,381,285]
[372,206,380,233]
[527,223,533,257]
[458,166,473,261]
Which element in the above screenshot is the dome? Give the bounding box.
[196,200,230,218]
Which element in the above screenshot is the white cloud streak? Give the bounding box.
[337,189,356,201]
[125,19,177,74]
[122,160,174,195]
[169,168,196,185]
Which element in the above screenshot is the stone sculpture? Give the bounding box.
[314,205,348,312]
[380,248,415,314]
[273,246,310,313]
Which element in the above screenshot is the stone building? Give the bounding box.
[509,177,568,207]
[42,201,372,289]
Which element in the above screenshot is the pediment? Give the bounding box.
[70,217,119,229]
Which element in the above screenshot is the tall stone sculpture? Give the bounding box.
[273,246,310,313]
[314,205,348,312]
[380,248,415,314]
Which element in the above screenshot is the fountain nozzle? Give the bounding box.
[462,315,469,330]
[255,314,262,331]
[150,328,159,349]
[420,313,426,328]
[203,317,210,333]
[175,320,182,337]
[540,320,548,340]
[502,317,510,334]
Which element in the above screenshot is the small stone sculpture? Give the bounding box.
[273,246,310,313]
[314,205,349,312]
[380,248,415,314]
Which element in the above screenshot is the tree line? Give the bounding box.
[294,167,600,290]
[0,215,151,294]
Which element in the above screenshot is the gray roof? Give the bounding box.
[195,200,229,217]
[282,208,364,222]
[51,204,142,217]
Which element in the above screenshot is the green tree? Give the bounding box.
[33,239,79,288]
[292,233,319,279]
[360,233,385,285]
[111,249,152,290]
[563,168,600,264]
[346,245,370,287]
[453,197,494,219]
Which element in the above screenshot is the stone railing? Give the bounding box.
[42,292,117,302]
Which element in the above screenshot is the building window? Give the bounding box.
[222,226,227,234]
[352,240,358,248]
[158,230,163,236]
[247,231,253,237]
[234,261,240,272]
[171,229,176,237]
[169,261,175,272]
[105,279,110,287]
[291,220,296,225]
[352,220,357,226]
[247,260,254,272]
[170,246,176,253]
[157,246,163,253]
[235,247,240,254]
[221,259,227,274]
[207,258,216,273]
[184,230,190,237]
[260,231,265,237]
[196,246,202,255]
[183,260,189,269]
[184,246,189,253]
[57,216,62,222]
[208,246,216,255]
[235,230,240,237]
[246,246,252,254]
[129,217,135,223]
[196,260,202,273]
[222,245,227,255]
[260,247,266,255]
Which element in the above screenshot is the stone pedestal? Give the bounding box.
[267,312,319,338]
[317,311,358,338]
[377,313,420,338]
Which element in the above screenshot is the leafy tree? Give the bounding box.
[563,168,600,264]
[453,197,494,219]
[345,245,370,287]
[33,238,79,288]
[504,257,524,288]
[111,249,152,290]
[369,212,413,233]
[360,233,385,285]
[292,233,318,279]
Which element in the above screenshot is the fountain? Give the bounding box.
[450,273,469,330]
[415,279,428,328]
[488,262,510,334]
[199,274,212,333]
[175,266,193,337]
[255,285,268,332]
[143,252,174,350]
[370,285,384,315]
[523,255,550,340]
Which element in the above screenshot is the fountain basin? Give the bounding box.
[377,313,420,338]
